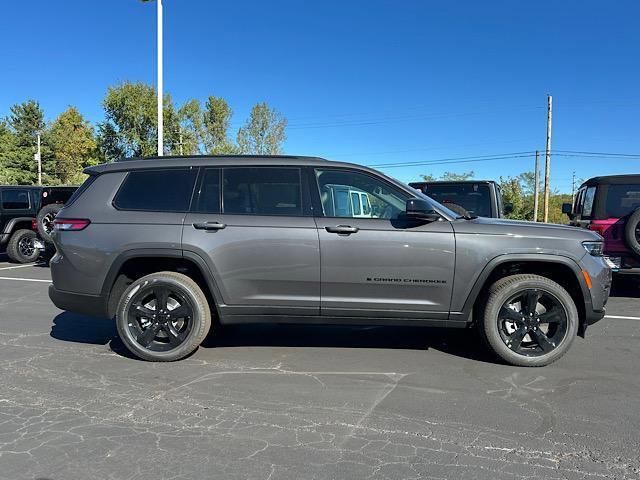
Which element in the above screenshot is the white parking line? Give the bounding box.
[605,315,640,321]
[0,276,51,283]
[0,264,37,271]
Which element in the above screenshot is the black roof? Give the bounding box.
[85,155,371,175]
[581,174,640,187]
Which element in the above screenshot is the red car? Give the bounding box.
[564,174,640,274]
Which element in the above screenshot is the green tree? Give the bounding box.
[204,96,235,154]
[49,107,99,184]
[441,171,474,181]
[0,121,16,184]
[3,100,48,184]
[420,171,474,182]
[176,99,204,155]
[237,102,287,155]
[499,175,526,219]
[97,81,179,161]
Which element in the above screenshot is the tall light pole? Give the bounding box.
[142,0,163,156]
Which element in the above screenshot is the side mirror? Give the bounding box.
[562,203,573,216]
[503,202,513,215]
[406,198,441,222]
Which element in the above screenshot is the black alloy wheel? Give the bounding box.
[497,288,568,357]
[126,284,195,352]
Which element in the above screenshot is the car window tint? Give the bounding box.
[315,169,409,219]
[193,168,221,213]
[114,168,197,212]
[1,189,30,210]
[604,184,640,218]
[582,186,596,217]
[422,184,492,217]
[223,168,303,216]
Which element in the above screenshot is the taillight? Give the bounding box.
[31,219,38,230]
[53,219,91,231]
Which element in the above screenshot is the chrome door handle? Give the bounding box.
[325,225,359,235]
[193,221,226,231]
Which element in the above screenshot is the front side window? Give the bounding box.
[222,168,303,216]
[114,168,197,212]
[1,189,30,210]
[582,186,596,217]
[315,169,409,219]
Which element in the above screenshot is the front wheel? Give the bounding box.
[116,271,212,361]
[479,274,578,367]
[6,229,41,264]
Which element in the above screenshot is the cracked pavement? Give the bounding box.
[0,256,639,479]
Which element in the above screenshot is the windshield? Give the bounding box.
[603,184,640,218]
[419,184,492,217]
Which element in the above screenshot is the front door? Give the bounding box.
[312,168,455,319]
[182,166,320,318]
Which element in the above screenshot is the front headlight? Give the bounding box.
[582,241,604,256]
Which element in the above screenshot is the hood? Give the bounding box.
[453,216,602,241]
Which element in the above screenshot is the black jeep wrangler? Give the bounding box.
[0,185,77,263]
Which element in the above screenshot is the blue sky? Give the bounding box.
[2,0,639,191]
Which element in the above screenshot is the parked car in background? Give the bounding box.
[408,180,513,218]
[49,155,610,366]
[564,174,640,275]
[0,185,77,263]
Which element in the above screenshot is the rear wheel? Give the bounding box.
[116,271,211,361]
[6,229,41,264]
[478,274,578,367]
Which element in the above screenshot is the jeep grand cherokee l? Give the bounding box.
[49,156,611,366]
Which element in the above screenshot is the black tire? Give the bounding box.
[36,203,63,244]
[116,271,212,361]
[478,274,578,367]
[624,208,640,258]
[6,229,41,264]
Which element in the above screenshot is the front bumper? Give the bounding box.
[49,285,110,319]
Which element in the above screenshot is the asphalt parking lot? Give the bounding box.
[0,254,639,480]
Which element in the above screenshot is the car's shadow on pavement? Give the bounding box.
[203,324,498,363]
[50,312,498,364]
[50,312,137,359]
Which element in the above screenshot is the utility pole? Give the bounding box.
[157,0,163,156]
[35,133,42,186]
[543,94,553,223]
[571,171,576,204]
[178,128,184,155]
[533,150,540,222]
[141,0,163,155]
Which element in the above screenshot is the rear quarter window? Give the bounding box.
[114,168,197,212]
[604,184,640,218]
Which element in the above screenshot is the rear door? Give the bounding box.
[182,166,320,318]
[311,168,455,319]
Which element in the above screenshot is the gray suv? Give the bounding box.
[49,156,611,366]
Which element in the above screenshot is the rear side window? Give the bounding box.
[114,168,197,212]
[604,184,640,218]
[193,168,221,213]
[1,189,30,210]
[222,168,303,216]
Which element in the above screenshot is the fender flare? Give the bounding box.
[453,253,592,321]
[0,217,35,245]
[100,248,225,318]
